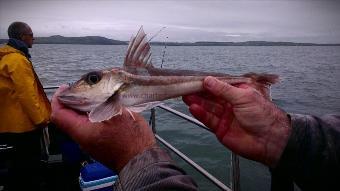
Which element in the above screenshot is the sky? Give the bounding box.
[1,0,340,43]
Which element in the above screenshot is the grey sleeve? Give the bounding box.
[113,146,198,191]
[270,114,340,191]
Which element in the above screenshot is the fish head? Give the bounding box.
[58,69,126,112]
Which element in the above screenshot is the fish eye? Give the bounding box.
[86,71,102,85]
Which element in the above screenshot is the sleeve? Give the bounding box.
[8,54,51,125]
[113,146,198,191]
[270,114,340,191]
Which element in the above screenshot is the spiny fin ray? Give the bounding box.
[124,26,153,70]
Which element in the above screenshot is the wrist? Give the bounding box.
[114,117,157,172]
[115,138,156,172]
[116,145,175,187]
[263,106,292,167]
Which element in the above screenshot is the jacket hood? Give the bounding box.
[0,44,25,60]
[7,38,31,59]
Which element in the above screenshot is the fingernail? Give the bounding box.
[205,77,217,89]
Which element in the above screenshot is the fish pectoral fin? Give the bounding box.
[127,101,163,113]
[89,96,122,122]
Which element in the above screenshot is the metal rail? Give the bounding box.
[154,105,240,191]
[155,134,232,191]
[43,86,240,191]
[157,105,211,132]
[231,152,240,191]
[43,86,60,90]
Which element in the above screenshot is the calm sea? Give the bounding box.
[31,44,340,191]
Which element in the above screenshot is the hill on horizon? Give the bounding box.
[35,35,127,45]
[0,35,127,45]
[0,35,339,46]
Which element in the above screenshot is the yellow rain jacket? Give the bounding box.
[0,45,51,133]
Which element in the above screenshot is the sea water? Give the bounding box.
[31,44,340,191]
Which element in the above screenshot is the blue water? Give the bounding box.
[31,45,340,191]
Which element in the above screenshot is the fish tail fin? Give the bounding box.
[242,73,280,100]
[243,72,279,85]
[124,26,153,70]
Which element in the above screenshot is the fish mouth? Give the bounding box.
[57,87,90,105]
[58,95,89,105]
[58,94,100,112]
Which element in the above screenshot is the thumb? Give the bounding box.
[203,76,242,105]
[51,85,92,140]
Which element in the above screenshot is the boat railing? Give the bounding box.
[43,86,240,191]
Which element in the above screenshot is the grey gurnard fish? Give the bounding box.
[58,27,279,122]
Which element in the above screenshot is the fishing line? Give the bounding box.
[148,27,166,43]
[161,36,168,68]
[147,26,167,68]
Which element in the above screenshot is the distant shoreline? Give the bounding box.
[1,36,339,46]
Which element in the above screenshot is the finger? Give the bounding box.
[203,76,243,105]
[237,83,251,89]
[215,118,230,141]
[51,85,85,122]
[183,93,226,105]
[183,95,224,117]
[214,109,234,140]
[51,84,70,111]
[189,104,220,132]
[52,84,69,99]
[51,86,92,140]
[182,95,197,105]
[51,85,69,112]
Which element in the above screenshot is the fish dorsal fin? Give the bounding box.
[124,26,153,70]
[89,95,122,122]
[127,101,163,113]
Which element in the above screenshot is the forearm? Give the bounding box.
[270,114,340,190]
[113,146,198,191]
[263,105,292,167]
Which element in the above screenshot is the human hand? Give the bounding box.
[51,85,156,172]
[183,77,291,167]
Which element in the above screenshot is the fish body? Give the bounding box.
[58,27,279,122]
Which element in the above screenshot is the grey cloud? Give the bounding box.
[0,0,339,43]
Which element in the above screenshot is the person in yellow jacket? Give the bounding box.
[0,22,51,190]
